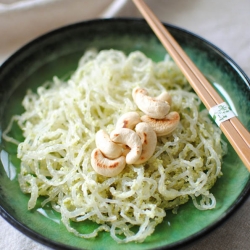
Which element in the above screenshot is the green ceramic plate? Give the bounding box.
[0,19,249,250]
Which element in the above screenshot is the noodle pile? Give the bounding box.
[3,50,227,243]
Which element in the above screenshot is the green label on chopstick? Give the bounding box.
[209,102,236,126]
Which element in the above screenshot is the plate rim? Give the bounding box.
[0,17,249,250]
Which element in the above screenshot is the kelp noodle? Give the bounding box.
[3,50,227,243]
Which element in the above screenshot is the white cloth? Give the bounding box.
[0,0,249,249]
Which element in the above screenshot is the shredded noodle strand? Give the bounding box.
[3,50,226,243]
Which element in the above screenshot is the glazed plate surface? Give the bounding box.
[0,19,249,250]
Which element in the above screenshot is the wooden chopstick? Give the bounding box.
[132,0,250,170]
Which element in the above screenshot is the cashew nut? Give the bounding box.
[110,128,142,164]
[91,148,126,177]
[132,88,170,119]
[95,129,123,159]
[115,112,141,129]
[141,111,180,136]
[156,91,172,105]
[134,122,157,164]
[121,144,131,157]
[132,87,170,119]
